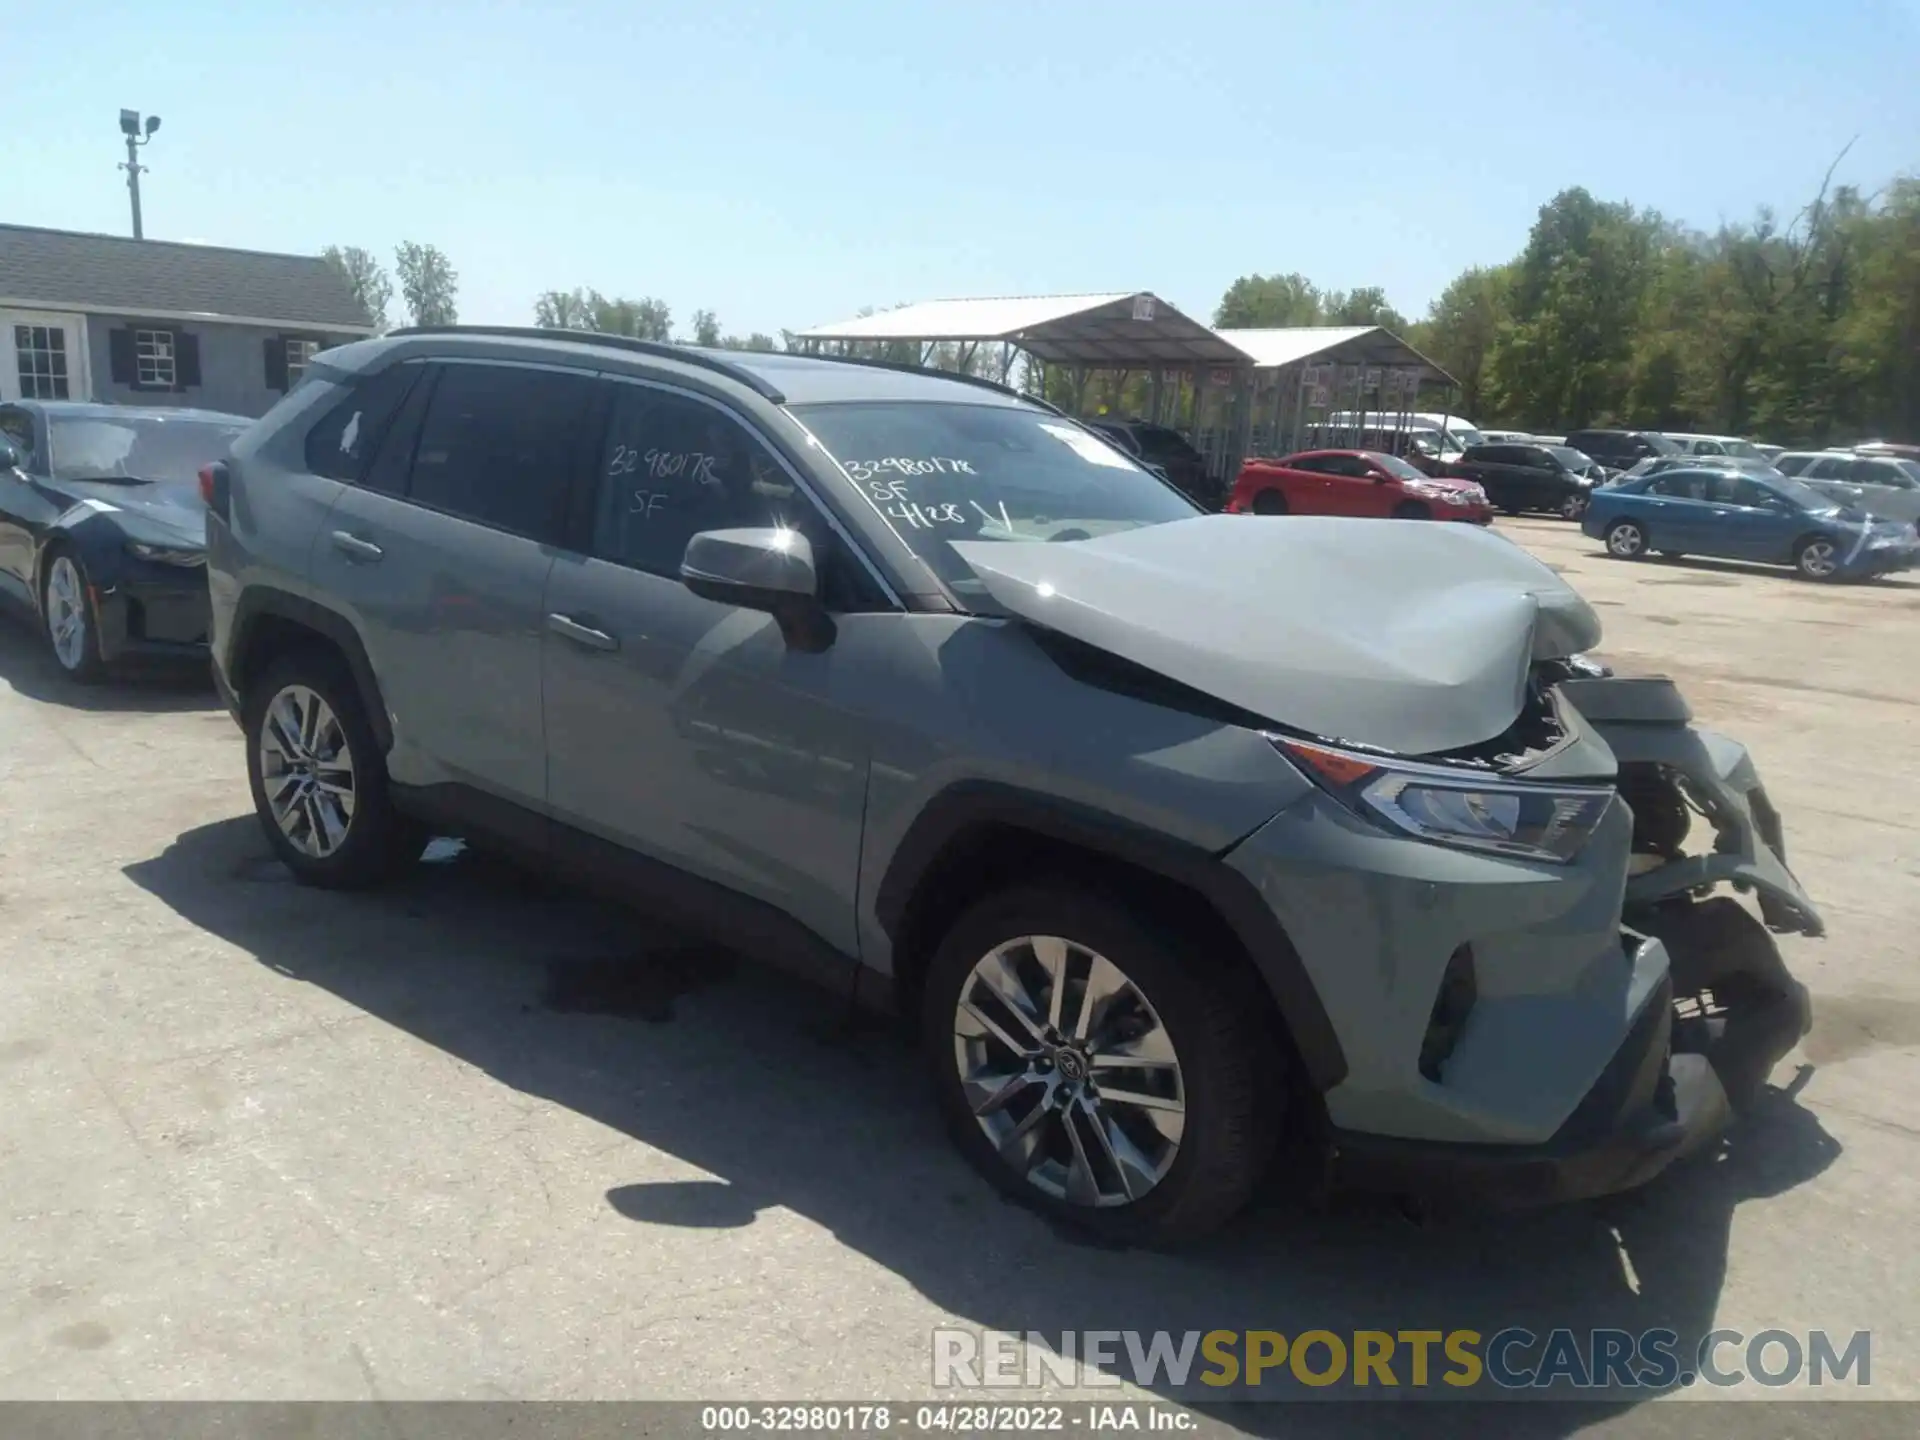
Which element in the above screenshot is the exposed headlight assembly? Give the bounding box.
[1273,737,1613,864]
[126,540,205,567]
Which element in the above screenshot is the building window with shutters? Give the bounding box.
[284,338,320,387]
[109,324,200,392]
[135,329,176,388]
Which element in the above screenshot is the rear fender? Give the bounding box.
[1556,677,1824,938]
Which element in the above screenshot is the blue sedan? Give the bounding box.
[1582,466,1920,581]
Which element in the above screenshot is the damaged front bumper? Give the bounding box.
[1243,669,1819,1210]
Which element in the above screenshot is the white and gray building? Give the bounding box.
[0,224,376,416]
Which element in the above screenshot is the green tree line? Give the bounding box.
[331,160,1916,447]
[1364,165,1917,445]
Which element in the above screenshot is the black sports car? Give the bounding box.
[0,400,248,681]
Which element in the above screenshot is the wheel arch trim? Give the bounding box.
[873,780,1349,1091]
[228,587,393,752]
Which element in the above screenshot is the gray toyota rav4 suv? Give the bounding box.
[203,327,1820,1242]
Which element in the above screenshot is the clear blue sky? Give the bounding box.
[13,0,1918,336]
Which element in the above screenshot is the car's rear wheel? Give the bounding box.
[922,884,1276,1245]
[1606,520,1649,559]
[1795,536,1841,582]
[244,650,424,888]
[42,550,106,683]
[1391,501,1430,520]
[1250,489,1288,516]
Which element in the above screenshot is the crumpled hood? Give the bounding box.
[951,514,1601,755]
[59,480,205,546]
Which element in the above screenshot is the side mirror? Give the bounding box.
[680,527,834,652]
[0,438,20,471]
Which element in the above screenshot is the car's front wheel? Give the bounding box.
[1606,519,1649,559]
[922,885,1277,1245]
[1561,492,1589,520]
[42,550,106,683]
[243,650,424,888]
[1250,489,1288,515]
[1795,536,1842,582]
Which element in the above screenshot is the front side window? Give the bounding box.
[14,324,70,400]
[592,385,885,610]
[793,401,1198,602]
[135,329,176,388]
[45,414,244,485]
[1853,457,1920,490]
[405,363,595,540]
[0,407,33,461]
[1648,473,1707,500]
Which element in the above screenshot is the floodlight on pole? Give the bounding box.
[117,108,162,239]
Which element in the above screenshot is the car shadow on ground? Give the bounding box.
[1570,548,1919,591]
[0,612,219,713]
[124,819,1843,1433]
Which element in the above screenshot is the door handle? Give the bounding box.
[330,530,384,563]
[547,612,619,652]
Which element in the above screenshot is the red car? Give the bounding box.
[1226,449,1493,523]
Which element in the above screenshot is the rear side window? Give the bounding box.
[303,363,422,482]
[405,363,597,541]
[1648,473,1706,500]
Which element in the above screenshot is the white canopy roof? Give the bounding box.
[796,292,1251,367]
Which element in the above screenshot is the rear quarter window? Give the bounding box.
[303,363,424,483]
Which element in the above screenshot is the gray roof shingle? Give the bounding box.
[0,224,375,330]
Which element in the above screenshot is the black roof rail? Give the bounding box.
[384,325,786,402]
[790,350,1064,415]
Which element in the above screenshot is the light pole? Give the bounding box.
[118,109,161,239]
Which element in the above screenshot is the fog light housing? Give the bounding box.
[1419,945,1478,1083]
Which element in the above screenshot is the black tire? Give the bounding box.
[1391,501,1430,520]
[1560,493,1589,520]
[921,884,1278,1245]
[242,647,424,889]
[39,547,107,684]
[1605,519,1649,560]
[1250,489,1288,516]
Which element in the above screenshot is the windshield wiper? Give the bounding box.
[60,473,155,486]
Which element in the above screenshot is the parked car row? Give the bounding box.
[1582,464,1919,582]
[0,331,1824,1245]
[0,401,248,680]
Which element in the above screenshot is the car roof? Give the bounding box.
[12,399,251,424]
[323,328,1039,411]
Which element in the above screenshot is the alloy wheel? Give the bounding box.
[952,935,1186,1208]
[1607,522,1645,558]
[258,684,357,858]
[1799,540,1838,579]
[45,557,89,671]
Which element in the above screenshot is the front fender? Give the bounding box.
[1556,676,1824,938]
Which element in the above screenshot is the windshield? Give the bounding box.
[1720,439,1765,460]
[1641,433,1681,455]
[1445,425,1487,449]
[1773,476,1840,510]
[48,414,245,485]
[793,401,1200,599]
[1371,452,1430,482]
[1549,446,1595,470]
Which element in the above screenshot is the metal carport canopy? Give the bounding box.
[1215,324,1459,386]
[794,292,1254,367]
